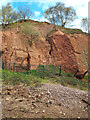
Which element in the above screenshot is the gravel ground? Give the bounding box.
[1,83,89,119]
[41,83,88,109]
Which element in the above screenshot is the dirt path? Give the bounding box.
[2,83,89,118]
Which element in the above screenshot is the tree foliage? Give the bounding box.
[81,17,88,31]
[2,3,18,25]
[17,5,33,20]
[43,2,76,27]
[1,3,33,25]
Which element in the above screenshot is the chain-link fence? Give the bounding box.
[2,61,88,90]
[2,61,62,79]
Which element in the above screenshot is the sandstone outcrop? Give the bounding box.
[1,21,88,73]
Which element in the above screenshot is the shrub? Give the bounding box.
[22,23,40,44]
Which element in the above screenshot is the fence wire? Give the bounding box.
[2,61,62,79]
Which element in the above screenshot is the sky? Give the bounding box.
[0,0,90,32]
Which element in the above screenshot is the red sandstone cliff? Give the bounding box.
[1,21,88,73]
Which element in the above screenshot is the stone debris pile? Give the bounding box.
[2,84,89,118]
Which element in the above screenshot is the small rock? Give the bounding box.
[35,94,41,99]
[36,110,39,114]
[35,94,38,97]
[38,94,41,98]
[7,91,12,95]
[30,110,34,113]
[32,103,37,107]
[42,110,45,113]
[6,96,11,101]
[16,98,23,102]
[29,95,31,98]
[41,92,44,96]
[47,91,51,95]
[77,117,80,119]
[58,102,61,106]
[48,100,53,104]
[7,87,12,91]
[46,104,49,107]
[31,106,34,109]
[63,113,66,116]
[32,100,35,103]
[60,111,62,114]
[8,108,13,111]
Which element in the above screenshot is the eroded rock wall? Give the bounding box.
[1,28,88,73]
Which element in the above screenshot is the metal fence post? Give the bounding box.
[28,64,31,73]
[5,62,7,69]
[9,63,10,70]
[59,66,61,76]
[27,64,28,74]
[2,61,4,70]
[43,65,45,79]
[13,63,15,72]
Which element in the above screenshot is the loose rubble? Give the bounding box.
[2,83,89,118]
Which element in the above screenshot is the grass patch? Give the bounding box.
[2,65,88,91]
[61,28,83,35]
[84,75,88,80]
[57,26,87,35]
[2,70,42,87]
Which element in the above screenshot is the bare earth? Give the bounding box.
[1,83,89,119]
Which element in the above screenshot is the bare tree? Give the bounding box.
[2,3,17,25]
[18,5,33,20]
[81,17,88,31]
[43,2,76,27]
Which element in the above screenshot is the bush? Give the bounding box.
[22,23,40,44]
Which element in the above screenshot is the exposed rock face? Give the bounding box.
[1,23,88,73]
[47,31,78,72]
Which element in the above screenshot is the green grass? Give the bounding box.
[57,26,87,35]
[1,65,88,91]
[2,69,42,87]
[84,75,88,80]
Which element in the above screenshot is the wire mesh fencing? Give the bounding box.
[2,61,62,79]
